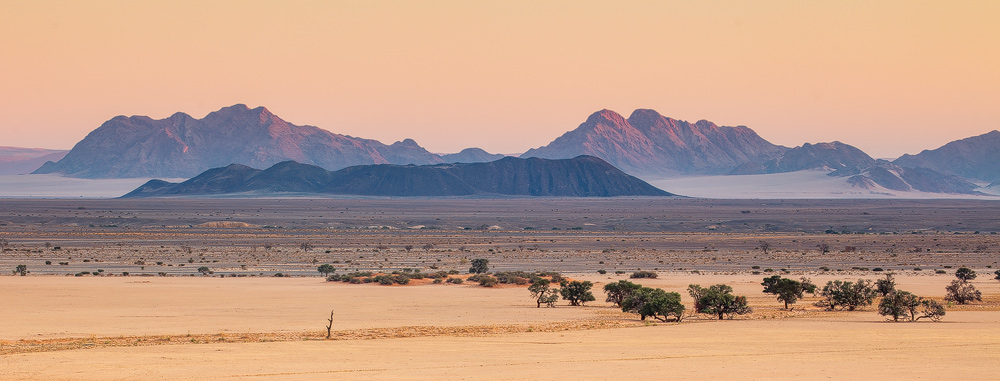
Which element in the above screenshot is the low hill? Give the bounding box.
[122,156,673,198]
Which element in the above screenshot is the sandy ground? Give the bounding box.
[2,273,998,380]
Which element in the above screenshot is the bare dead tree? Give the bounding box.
[325,310,334,339]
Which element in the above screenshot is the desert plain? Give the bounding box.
[1,198,999,380]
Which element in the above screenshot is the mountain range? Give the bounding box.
[122,156,672,198]
[32,104,503,179]
[0,147,69,175]
[10,103,1000,197]
[521,109,786,176]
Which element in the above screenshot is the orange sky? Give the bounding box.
[1,0,998,158]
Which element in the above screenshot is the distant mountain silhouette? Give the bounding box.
[440,148,505,163]
[730,141,875,175]
[122,156,673,198]
[33,104,443,178]
[0,147,69,175]
[893,130,1000,182]
[832,160,980,194]
[521,109,786,177]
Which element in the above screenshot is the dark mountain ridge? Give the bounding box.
[122,156,673,198]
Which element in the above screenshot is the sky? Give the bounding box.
[1,0,998,158]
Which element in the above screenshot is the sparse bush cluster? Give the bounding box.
[629,270,658,279]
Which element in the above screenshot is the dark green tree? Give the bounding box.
[954,267,977,281]
[815,279,878,311]
[688,284,752,320]
[878,290,945,322]
[560,280,596,306]
[994,269,1000,281]
[621,287,685,322]
[875,273,897,297]
[603,280,642,307]
[317,264,336,276]
[469,258,489,274]
[761,276,816,309]
[528,279,559,308]
[944,279,982,304]
[197,266,211,275]
[13,264,27,276]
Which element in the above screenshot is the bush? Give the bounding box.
[815,279,878,311]
[560,280,596,306]
[688,284,751,319]
[597,269,607,274]
[13,264,28,276]
[477,275,498,287]
[630,270,658,279]
[446,277,463,284]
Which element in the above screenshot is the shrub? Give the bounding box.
[197,266,211,275]
[560,280,596,306]
[477,275,498,287]
[630,270,658,279]
[446,277,463,284]
[597,269,607,274]
[688,284,751,319]
[13,264,27,276]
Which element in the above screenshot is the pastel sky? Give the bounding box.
[1,0,998,158]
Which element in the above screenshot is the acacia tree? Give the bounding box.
[621,287,685,322]
[560,280,596,306]
[954,267,977,281]
[875,274,897,297]
[468,258,489,274]
[761,276,816,309]
[317,264,336,276]
[13,264,27,276]
[815,279,878,311]
[603,280,642,307]
[878,290,945,322]
[944,280,982,304]
[528,279,560,308]
[688,284,752,320]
